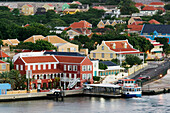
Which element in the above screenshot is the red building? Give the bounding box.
[14,55,93,90]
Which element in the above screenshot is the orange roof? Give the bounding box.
[0,51,10,58]
[43,35,67,44]
[104,40,138,52]
[22,56,57,63]
[156,7,166,12]
[27,4,33,7]
[93,6,106,10]
[2,39,20,46]
[132,21,145,25]
[127,25,143,31]
[48,4,53,7]
[122,79,135,81]
[149,2,164,5]
[24,24,30,27]
[148,19,160,24]
[0,60,8,64]
[135,3,144,7]
[142,6,157,11]
[55,56,85,63]
[66,20,92,30]
[24,35,45,43]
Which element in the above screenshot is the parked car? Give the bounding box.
[137,76,150,80]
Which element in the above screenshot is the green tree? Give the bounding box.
[12,8,20,16]
[69,4,79,8]
[155,37,169,52]
[46,18,66,29]
[125,55,142,66]
[164,4,170,10]
[34,40,57,51]
[0,6,10,11]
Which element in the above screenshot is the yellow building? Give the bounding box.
[24,35,45,43]
[0,60,10,73]
[22,4,34,15]
[63,8,80,14]
[43,4,55,11]
[128,17,142,25]
[43,35,79,52]
[97,20,126,28]
[90,40,144,64]
[2,39,20,46]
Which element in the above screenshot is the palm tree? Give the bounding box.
[0,71,15,89]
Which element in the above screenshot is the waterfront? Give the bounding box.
[0,94,169,113]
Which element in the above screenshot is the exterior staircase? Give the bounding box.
[68,78,79,89]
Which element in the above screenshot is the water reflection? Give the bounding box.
[0,94,169,113]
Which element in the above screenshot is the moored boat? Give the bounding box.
[117,79,142,98]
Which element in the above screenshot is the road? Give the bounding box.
[132,58,170,83]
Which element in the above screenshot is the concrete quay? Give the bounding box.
[142,72,170,95]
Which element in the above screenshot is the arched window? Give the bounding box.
[113,43,116,49]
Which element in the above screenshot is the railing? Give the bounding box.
[68,78,79,89]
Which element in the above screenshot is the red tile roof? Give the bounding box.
[48,4,53,7]
[0,60,8,64]
[149,2,164,5]
[148,19,160,24]
[142,6,157,11]
[135,3,144,7]
[0,51,10,58]
[131,21,145,25]
[153,43,163,46]
[55,56,85,63]
[67,20,92,29]
[27,4,33,7]
[119,52,143,54]
[127,25,143,31]
[156,7,166,12]
[24,24,30,27]
[22,56,57,63]
[32,69,63,75]
[93,6,105,10]
[104,40,139,52]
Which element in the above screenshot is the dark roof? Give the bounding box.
[141,24,170,34]
[100,61,117,66]
[44,52,85,57]
[93,28,111,33]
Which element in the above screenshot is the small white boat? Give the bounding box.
[117,79,142,98]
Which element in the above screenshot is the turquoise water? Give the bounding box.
[0,94,170,113]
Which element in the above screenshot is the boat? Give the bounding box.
[117,79,142,98]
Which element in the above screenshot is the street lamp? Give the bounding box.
[160,74,163,78]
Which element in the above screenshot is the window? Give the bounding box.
[62,49,64,52]
[2,64,6,69]
[38,65,41,70]
[43,64,46,70]
[102,46,104,50]
[16,65,19,70]
[20,65,23,71]
[82,74,86,79]
[73,65,77,71]
[82,65,86,71]
[54,64,56,69]
[87,65,92,71]
[33,65,35,70]
[64,65,66,71]
[48,64,51,69]
[74,48,76,52]
[124,43,127,48]
[68,65,72,71]
[93,53,96,58]
[113,43,116,49]
[87,74,92,79]
[110,53,113,58]
[102,53,104,58]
